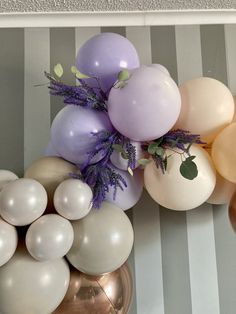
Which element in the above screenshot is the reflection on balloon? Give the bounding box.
[0,245,70,314]
[51,105,113,165]
[105,165,143,210]
[175,77,234,143]
[108,65,181,141]
[67,202,134,275]
[229,191,236,232]
[144,145,216,210]
[54,179,93,220]
[0,218,18,267]
[0,169,18,191]
[0,178,47,226]
[76,32,140,92]
[26,214,74,261]
[53,263,133,314]
[24,156,79,209]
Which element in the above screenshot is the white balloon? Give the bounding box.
[54,179,93,220]
[26,214,74,261]
[110,141,144,171]
[144,145,216,210]
[0,246,70,314]
[0,170,18,191]
[0,178,47,226]
[0,218,18,266]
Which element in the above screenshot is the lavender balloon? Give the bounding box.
[105,165,143,211]
[50,105,113,165]
[44,142,60,157]
[108,65,181,141]
[76,33,140,93]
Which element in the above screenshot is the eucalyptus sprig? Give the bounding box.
[141,129,205,180]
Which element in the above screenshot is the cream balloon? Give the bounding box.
[0,178,47,226]
[0,170,18,191]
[54,179,93,220]
[175,77,234,143]
[24,156,79,208]
[26,214,74,261]
[144,145,216,210]
[212,123,236,183]
[233,96,236,122]
[67,201,134,275]
[0,245,70,314]
[0,218,18,266]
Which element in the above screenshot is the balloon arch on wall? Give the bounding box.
[0,32,236,313]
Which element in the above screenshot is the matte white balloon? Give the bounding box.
[0,218,18,266]
[54,179,93,220]
[110,141,144,171]
[67,201,134,275]
[26,214,74,261]
[0,178,47,226]
[0,246,70,314]
[0,170,18,191]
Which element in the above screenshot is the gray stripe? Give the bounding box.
[200,25,228,84]
[213,205,236,314]
[101,26,126,37]
[159,208,192,314]
[126,209,137,314]
[151,25,191,314]
[150,26,178,83]
[0,29,24,176]
[50,28,75,121]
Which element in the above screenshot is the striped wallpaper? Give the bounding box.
[0,25,236,314]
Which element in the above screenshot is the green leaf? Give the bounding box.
[180,159,198,180]
[118,69,130,82]
[121,152,129,160]
[71,65,90,79]
[148,143,158,155]
[163,156,168,171]
[155,146,165,157]
[186,156,196,162]
[155,137,163,146]
[112,144,125,153]
[54,63,63,78]
[137,159,151,166]
[128,167,134,176]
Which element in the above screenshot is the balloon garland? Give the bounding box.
[0,32,236,313]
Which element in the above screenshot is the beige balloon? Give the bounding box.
[0,245,70,314]
[0,170,18,191]
[144,145,216,210]
[233,96,236,122]
[175,77,234,143]
[66,201,134,276]
[212,122,236,183]
[24,156,79,208]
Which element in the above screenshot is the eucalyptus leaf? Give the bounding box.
[180,159,198,180]
[70,65,90,79]
[155,146,165,157]
[155,137,163,146]
[112,144,125,154]
[54,63,63,78]
[118,69,130,82]
[137,159,151,166]
[148,143,158,155]
[121,152,129,160]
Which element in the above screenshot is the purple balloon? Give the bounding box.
[44,141,60,157]
[50,105,113,165]
[76,33,140,93]
[108,65,181,141]
[105,165,143,211]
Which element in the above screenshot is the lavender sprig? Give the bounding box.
[45,72,107,111]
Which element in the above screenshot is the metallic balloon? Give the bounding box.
[0,170,18,191]
[0,178,47,226]
[229,191,236,232]
[0,244,70,314]
[53,263,133,314]
[54,179,93,220]
[26,214,74,261]
[0,218,18,267]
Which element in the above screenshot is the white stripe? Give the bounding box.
[224,24,236,94]
[75,27,101,57]
[175,25,220,314]
[24,28,50,169]
[128,24,164,314]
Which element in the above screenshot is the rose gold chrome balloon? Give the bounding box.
[53,263,133,314]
